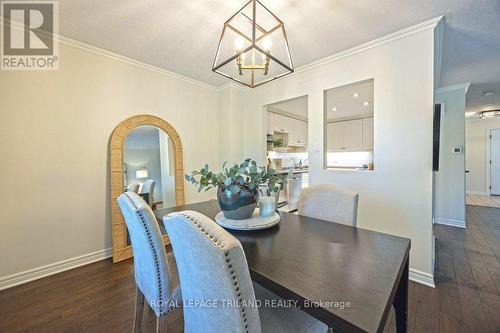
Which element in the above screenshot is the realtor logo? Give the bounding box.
[1,1,59,70]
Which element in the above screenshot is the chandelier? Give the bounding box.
[212,0,294,88]
[479,110,500,118]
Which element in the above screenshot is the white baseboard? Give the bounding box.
[409,268,435,288]
[0,248,112,291]
[434,218,466,228]
[467,190,488,196]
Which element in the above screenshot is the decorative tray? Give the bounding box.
[215,209,280,231]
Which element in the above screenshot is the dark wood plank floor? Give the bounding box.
[0,205,499,333]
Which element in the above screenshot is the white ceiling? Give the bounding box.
[57,1,500,111]
[268,95,308,119]
[325,79,374,120]
[269,79,374,121]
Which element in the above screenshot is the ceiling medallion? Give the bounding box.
[212,0,294,88]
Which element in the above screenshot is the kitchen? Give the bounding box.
[266,79,374,211]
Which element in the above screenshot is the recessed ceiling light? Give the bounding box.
[353,93,359,98]
[465,112,476,118]
[363,101,370,106]
[331,107,337,111]
[483,91,495,96]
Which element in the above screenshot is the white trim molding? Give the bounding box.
[434,218,467,228]
[0,17,218,91]
[467,190,488,196]
[292,16,444,76]
[0,248,112,291]
[409,268,435,288]
[436,82,471,94]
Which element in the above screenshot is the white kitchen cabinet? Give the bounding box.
[271,113,307,147]
[327,122,344,151]
[289,119,307,147]
[343,119,363,150]
[327,118,366,152]
[362,117,374,150]
[272,113,293,133]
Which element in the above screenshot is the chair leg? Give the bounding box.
[155,308,183,333]
[155,315,168,333]
[133,286,145,333]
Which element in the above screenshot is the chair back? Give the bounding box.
[117,192,174,316]
[164,211,261,333]
[127,182,140,193]
[140,179,155,205]
[298,184,359,226]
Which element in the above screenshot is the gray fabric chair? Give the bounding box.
[117,192,182,333]
[126,182,140,193]
[140,179,156,205]
[164,210,327,333]
[298,184,359,226]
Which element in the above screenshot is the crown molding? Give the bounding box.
[436,82,471,94]
[3,15,443,93]
[292,16,444,77]
[0,17,219,91]
[216,81,248,92]
[56,35,219,91]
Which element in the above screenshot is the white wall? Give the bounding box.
[240,20,439,283]
[218,85,245,165]
[0,40,220,282]
[433,85,467,227]
[466,117,500,194]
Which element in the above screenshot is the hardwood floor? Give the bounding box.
[466,194,500,208]
[0,205,499,333]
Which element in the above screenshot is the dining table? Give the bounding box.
[154,200,410,333]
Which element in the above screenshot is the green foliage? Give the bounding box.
[185,158,291,195]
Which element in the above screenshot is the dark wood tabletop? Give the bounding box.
[155,200,410,333]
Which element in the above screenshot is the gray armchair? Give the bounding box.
[298,184,359,226]
[126,182,140,193]
[140,179,156,206]
[164,210,327,333]
[117,192,181,333]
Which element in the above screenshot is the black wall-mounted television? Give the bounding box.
[433,104,442,171]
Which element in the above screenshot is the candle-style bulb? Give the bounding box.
[234,37,245,51]
[262,37,272,51]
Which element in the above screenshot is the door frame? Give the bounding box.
[487,127,500,196]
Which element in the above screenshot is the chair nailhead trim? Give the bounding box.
[179,212,250,333]
[124,193,169,316]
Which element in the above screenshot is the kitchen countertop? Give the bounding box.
[276,168,309,174]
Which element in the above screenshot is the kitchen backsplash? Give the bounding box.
[268,151,308,170]
[327,151,373,168]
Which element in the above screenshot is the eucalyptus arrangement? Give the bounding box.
[185,158,290,219]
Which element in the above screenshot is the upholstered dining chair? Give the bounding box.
[164,210,328,333]
[140,179,156,206]
[297,184,359,226]
[126,182,140,193]
[117,192,182,333]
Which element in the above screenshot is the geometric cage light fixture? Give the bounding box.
[212,0,294,88]
[479,109,500,118]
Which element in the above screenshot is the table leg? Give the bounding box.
[393,257,409,333]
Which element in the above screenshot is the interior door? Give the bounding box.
[491,129,500,195]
